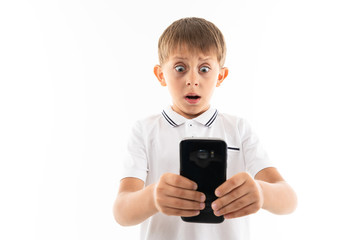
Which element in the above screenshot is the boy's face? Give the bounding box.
[154,47,228,119]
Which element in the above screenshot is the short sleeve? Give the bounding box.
[239,119,274,177]
[120,120,148,182]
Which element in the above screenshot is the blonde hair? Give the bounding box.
[158,17,226,67]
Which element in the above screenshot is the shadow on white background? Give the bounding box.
[0,0,359,239]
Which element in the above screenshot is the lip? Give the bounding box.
[185,93,201,104]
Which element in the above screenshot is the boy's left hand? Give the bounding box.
[211,172,263,219]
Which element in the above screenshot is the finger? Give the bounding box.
[163,196,205,211]
[162,173,198,190]
[215,172,249,197]
[211,185,248,211]
[223,202,261,219]
[165,186,206,203]
[213,193,254,216]
[161,206,201,217]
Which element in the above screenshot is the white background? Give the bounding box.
[1,0,359,239]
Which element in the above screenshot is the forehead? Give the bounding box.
[168,45,218,62]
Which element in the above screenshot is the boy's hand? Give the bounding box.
[153,173,206,217]
[211,172,264,219]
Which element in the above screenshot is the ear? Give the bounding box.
[216,67,229,87]
[154,65,167,86]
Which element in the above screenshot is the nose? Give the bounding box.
[186,70,199,86]
[186,81,198,86]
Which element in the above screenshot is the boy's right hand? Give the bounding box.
[153,173,206,217]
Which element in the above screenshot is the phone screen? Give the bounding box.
[180,138,227,223]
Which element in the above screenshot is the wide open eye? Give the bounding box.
[199,66,210,73]
[175,65,186,72]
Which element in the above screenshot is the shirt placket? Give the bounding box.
[185,120,197,138]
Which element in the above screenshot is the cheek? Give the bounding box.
[167,74,184,86]
[203,79,218,96]
[167,79,184,96]
[204,75,219,87]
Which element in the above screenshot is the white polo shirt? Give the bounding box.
[120,106,274,240]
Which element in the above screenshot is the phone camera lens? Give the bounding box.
[197,149,209,159]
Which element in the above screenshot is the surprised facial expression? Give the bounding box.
[154,47,228,119]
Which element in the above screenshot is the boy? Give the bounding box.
[113,17,297,240]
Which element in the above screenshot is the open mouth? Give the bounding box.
[185,94,201,104]
[186,95,201,100]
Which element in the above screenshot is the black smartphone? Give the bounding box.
[180,138,227,223]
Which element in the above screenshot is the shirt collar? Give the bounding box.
[162,106,218,128]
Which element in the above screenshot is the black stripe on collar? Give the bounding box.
[205,109,218,127]
[162,110,178,127]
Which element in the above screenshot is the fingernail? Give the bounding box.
[200,203,205,209]
[212,203,217,210]
[200,194,206,202]
[193,183,198,190]
[215,190,221,197]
